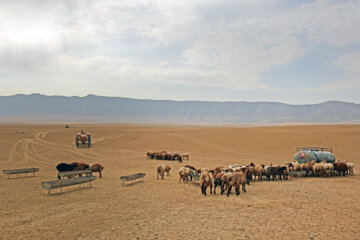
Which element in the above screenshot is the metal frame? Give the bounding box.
[296,147,332,153]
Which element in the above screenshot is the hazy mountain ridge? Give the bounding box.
[0,93,359,124]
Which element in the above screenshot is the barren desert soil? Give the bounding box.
[0,124,359,240]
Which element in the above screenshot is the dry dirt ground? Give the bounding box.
[0,124,359,240]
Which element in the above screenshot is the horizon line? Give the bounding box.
[0,92,358,106]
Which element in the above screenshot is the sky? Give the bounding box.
[0,0,360,104]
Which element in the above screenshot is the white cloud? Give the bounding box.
[0,0,360,101]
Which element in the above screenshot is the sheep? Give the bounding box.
[244,167,252,185]
[267,165,280,181]
[285,162,294,171]
[345,162,354,175]
[301,162,313,177]
[333,161,348,176]
[165,164,172,176]
[200,172,214,196]
[91,163,104,178]
[156,164,166,180]
[254,164,263,181]
[221,172,233,195]
[266,164,287,181]
[184,165,196,171]
[248,166,256,182]
[312,163,326,177]
[184,165,196,181]
[182,153,190,160]
[56,163,78,179]
[261,164,270,180]
[214,172,225,194]
[280,165,289,180]
[178,167,194,184]
[210,166,223,178]
[227,172,247,197]
[320,160,334,177]
[70,162,90,171]
[292,161,301,172]
[201,168,211,173]
[146,151,155,159]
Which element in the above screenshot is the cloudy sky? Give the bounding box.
[0,0,360,104]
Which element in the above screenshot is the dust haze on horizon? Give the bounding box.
[1,0,360,105]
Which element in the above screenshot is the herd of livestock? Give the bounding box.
[56,162,104,178]
[156,159,355,197]
[147,151,190,162]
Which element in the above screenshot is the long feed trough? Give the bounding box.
[120,173,145,185]
[58,169,92,179]
[3,168,39,179]
[41,176,96,194]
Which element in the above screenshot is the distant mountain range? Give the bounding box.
[0,93,360,124]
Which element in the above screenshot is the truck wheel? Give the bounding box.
[75,135,79,147]
[88,135,91,148]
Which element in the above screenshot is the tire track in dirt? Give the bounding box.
[5,131,101,167]
[173,133,289,161]
[8,139,25,163]
[5,137,39,166]
[33,131,102,160]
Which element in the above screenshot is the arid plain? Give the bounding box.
[0,124,359,240]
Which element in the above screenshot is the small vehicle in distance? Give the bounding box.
[76,130,91,148]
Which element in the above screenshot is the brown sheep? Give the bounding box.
[292,161,301,171]
[282,166,289,180]
[146,152,154,159]
[221,172,233,195]
[210,166,223,178]
[227,172,246,197]
[333,161,348,176]
[165,164,172,176]
[200,172,214,196]
[178,167,194,183]
[301,162,313,177]
[254,164,263,181]
[312,163,323,177]
[214,172,225,195]
[70,162,90,170]
[248,166,256,182]
[182,153,190,160]
[91,164,104,178]
[184,165,196,171]
[201,168,211,173]
[157,164,166,180]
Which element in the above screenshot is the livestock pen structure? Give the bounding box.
[294,147,336,164]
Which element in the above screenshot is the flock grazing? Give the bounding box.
[286,160,354,177]
[147,151,190,162]
[56,162,104,179]
[156,159,355,197]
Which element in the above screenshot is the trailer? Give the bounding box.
[294,147,336,164]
